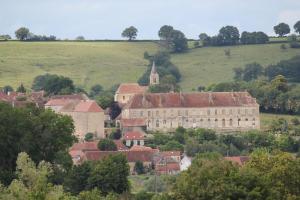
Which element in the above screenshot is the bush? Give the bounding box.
[290,41,300,48]
[97,139,117,151]
[134,161,145,174]
[84,133,94,141]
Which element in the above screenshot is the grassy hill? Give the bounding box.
[0,41,300,91]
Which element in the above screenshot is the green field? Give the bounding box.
[260,113,300,130]
[0,41,300,91]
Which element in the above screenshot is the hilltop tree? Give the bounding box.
[122,26,138,41]
[170,30,188,53]
[294,20,300,34]
[89,84,103,97]
[15,27,30,40]
[218,25,240,45]
[76,36,85,40]
[274,23,290,37]
[158,25,188,52]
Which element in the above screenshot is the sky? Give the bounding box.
[1,0,300,39]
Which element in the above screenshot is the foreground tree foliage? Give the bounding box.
[0,103,76,185]
[173,150,300,200]
[97,139,117,151]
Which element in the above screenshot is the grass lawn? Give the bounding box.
[0,41,300,91]
[0,41,159,90]
[171,43,300,91]
[260,113,300,130]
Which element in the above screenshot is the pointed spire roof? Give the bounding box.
[151,61,157,74]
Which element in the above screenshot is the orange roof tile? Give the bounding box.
[116,83,148,94]
[74,101,103,112]
[124,131,144,140]
[161,151,181,157]
[224,156,249,166]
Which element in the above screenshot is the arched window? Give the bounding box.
[215,110,218,115]
[238,118,241,126]
[229,119,233,126]
[148,120,151,127]
[208,118,211,127]
[222,119,225,127]
[163,120,166,125]
[156,120,159,127]
[252,118,256,126]
[215,119,218,127]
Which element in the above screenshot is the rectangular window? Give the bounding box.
[148,111,151,117]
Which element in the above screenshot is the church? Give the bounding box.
[115,62,260,132]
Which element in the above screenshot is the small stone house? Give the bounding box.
[123,131,145,147]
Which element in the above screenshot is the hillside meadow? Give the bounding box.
[0,41,300,91]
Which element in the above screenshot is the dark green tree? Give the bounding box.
[274,23,290,37]
[89,84,103,97]
[84,133,94,141]
[218,25,240,45]
[97,139,117,151]
[16,83,26,93]
[63,162,92,195]
[158,25,174,47]
[170,30,188,53]
[242,62,263,81]
[0,103,76,185]
[32,74,75,95]
[134,161,145,174]
[121,26,138,41]
[87,154,130,194]
[2,85,13,94]
[15,27,29,40]
[294,20,300,34]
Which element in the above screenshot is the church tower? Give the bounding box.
[149,61,159,85]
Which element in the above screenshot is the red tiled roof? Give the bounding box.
[50,94,87,100]
[224,156,249,166]
[156,162,180,172]
[124,131,144,140]
[125,92,258,109]
[161,151,181,157]
[70,142,98,151]
[74,101,103,112]
[45,99,73,106]
[120,118,146,127]
[116,83,148,94]
[130,145,157,152]
[113,140,128,151]
[83,150,154,163]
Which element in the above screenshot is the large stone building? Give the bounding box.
[119,92,260,132]
[45,95,104,140]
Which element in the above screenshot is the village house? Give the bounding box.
[114,83,148,105]
[119,92,260,132]
[224,156,249,166]
[154,151,181,175]
[123,131,145,147]
[45,94,104,140]
[114,62,159,105]
[0,90,46,108]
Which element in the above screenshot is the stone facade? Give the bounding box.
[121,92,260,132]
[45,97,104,140]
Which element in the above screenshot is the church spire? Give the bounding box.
[151,61,157,74]
[149,61,159,85]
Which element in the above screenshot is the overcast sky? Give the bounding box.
[1,0,300,39]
